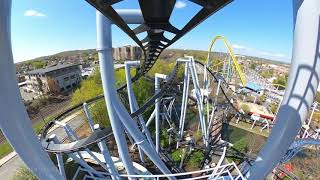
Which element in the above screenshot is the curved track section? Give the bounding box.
[40,59,239,153]
[86,0,232,80]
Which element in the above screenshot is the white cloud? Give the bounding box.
[232,44,246,49]
[274,53,286,57]
[24,10,46,17]
[260,51,273,56]
[230,43,289,62]
[175,1,187,9]
[259,51,286,58]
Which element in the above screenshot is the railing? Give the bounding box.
[77,161,244,180]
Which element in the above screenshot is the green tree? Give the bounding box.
[71,68,153,128]
[273,75,287,90]
[160,129,169,148]
[133,77,153,106]
[171,149,184,163]
[256,95,267,105]
[270,103,279,114]
[71,70,108,127]
[31,60,46,69]
[249,63,257,70]
[260,70,273,78]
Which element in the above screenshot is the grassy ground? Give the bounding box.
[0,113,63,159]
[225,125,267,160]
[0,141,13,159]
[229,120,270,138]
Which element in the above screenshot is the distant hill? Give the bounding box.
[17,49,96,64]
[15,48,289,73]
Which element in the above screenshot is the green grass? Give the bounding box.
[0,141,13,159]
[0,109,70,159]
[229,120,269,138]
[226,125,248,143]
[32,114,56,134]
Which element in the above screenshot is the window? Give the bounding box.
[66,85,71,89]
[64,77,69,81]
[60,87,64,91]
[71,75,75,79]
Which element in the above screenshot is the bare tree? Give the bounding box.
[36,77,44,95]
[47,77,60,95]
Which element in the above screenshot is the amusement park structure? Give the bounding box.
[0,0,320,179]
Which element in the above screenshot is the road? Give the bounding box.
[0,155,25,179]
[0,111,85,179]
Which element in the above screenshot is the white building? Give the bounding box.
[25,64,81,94]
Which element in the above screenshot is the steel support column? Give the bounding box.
[155,73,167,153]
[178,62,190,144]
[97,11,174,179]
[0,1,63,179]
[248,0,320,178]
[96,11,136,177]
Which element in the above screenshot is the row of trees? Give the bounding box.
[70,66,155,128]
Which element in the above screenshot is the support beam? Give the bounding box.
[178,63,190,145]
[248,0,320,178]
[96,11,136,177]
[155,73,167,153]
[0,1,63,179]
[97,11,174,178]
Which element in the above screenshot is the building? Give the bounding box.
[113,45,142,61]
[25,64,81,94]
[16,74,26,83]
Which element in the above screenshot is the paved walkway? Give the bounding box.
[0,111,84,179]
[0,155,25,179]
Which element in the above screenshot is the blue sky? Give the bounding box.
[11,0,293,63]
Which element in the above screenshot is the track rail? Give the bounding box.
[40,59,241,153]
[86,0,232,81]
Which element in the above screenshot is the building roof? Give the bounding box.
[245,81,263,92]
[26,64,78,75]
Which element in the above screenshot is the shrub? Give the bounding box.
[258,95,267,104]
[246,95,255,103]
[270,103,279,114]
[194,131,203,143]
[186,150,204,169]
[160,129,169,148]
[12,166,38,180]
[171,149,184,163]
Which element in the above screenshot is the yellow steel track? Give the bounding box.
[271,83,286,89]
[206,35,247,86]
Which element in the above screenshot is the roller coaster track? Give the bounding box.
[206,35,247,86]
[86,0,232,83]
[40,59,238,151]
[281,138,320,163]
[40,61,181,151]
[39,60,246,177]
[1,0,320,179]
